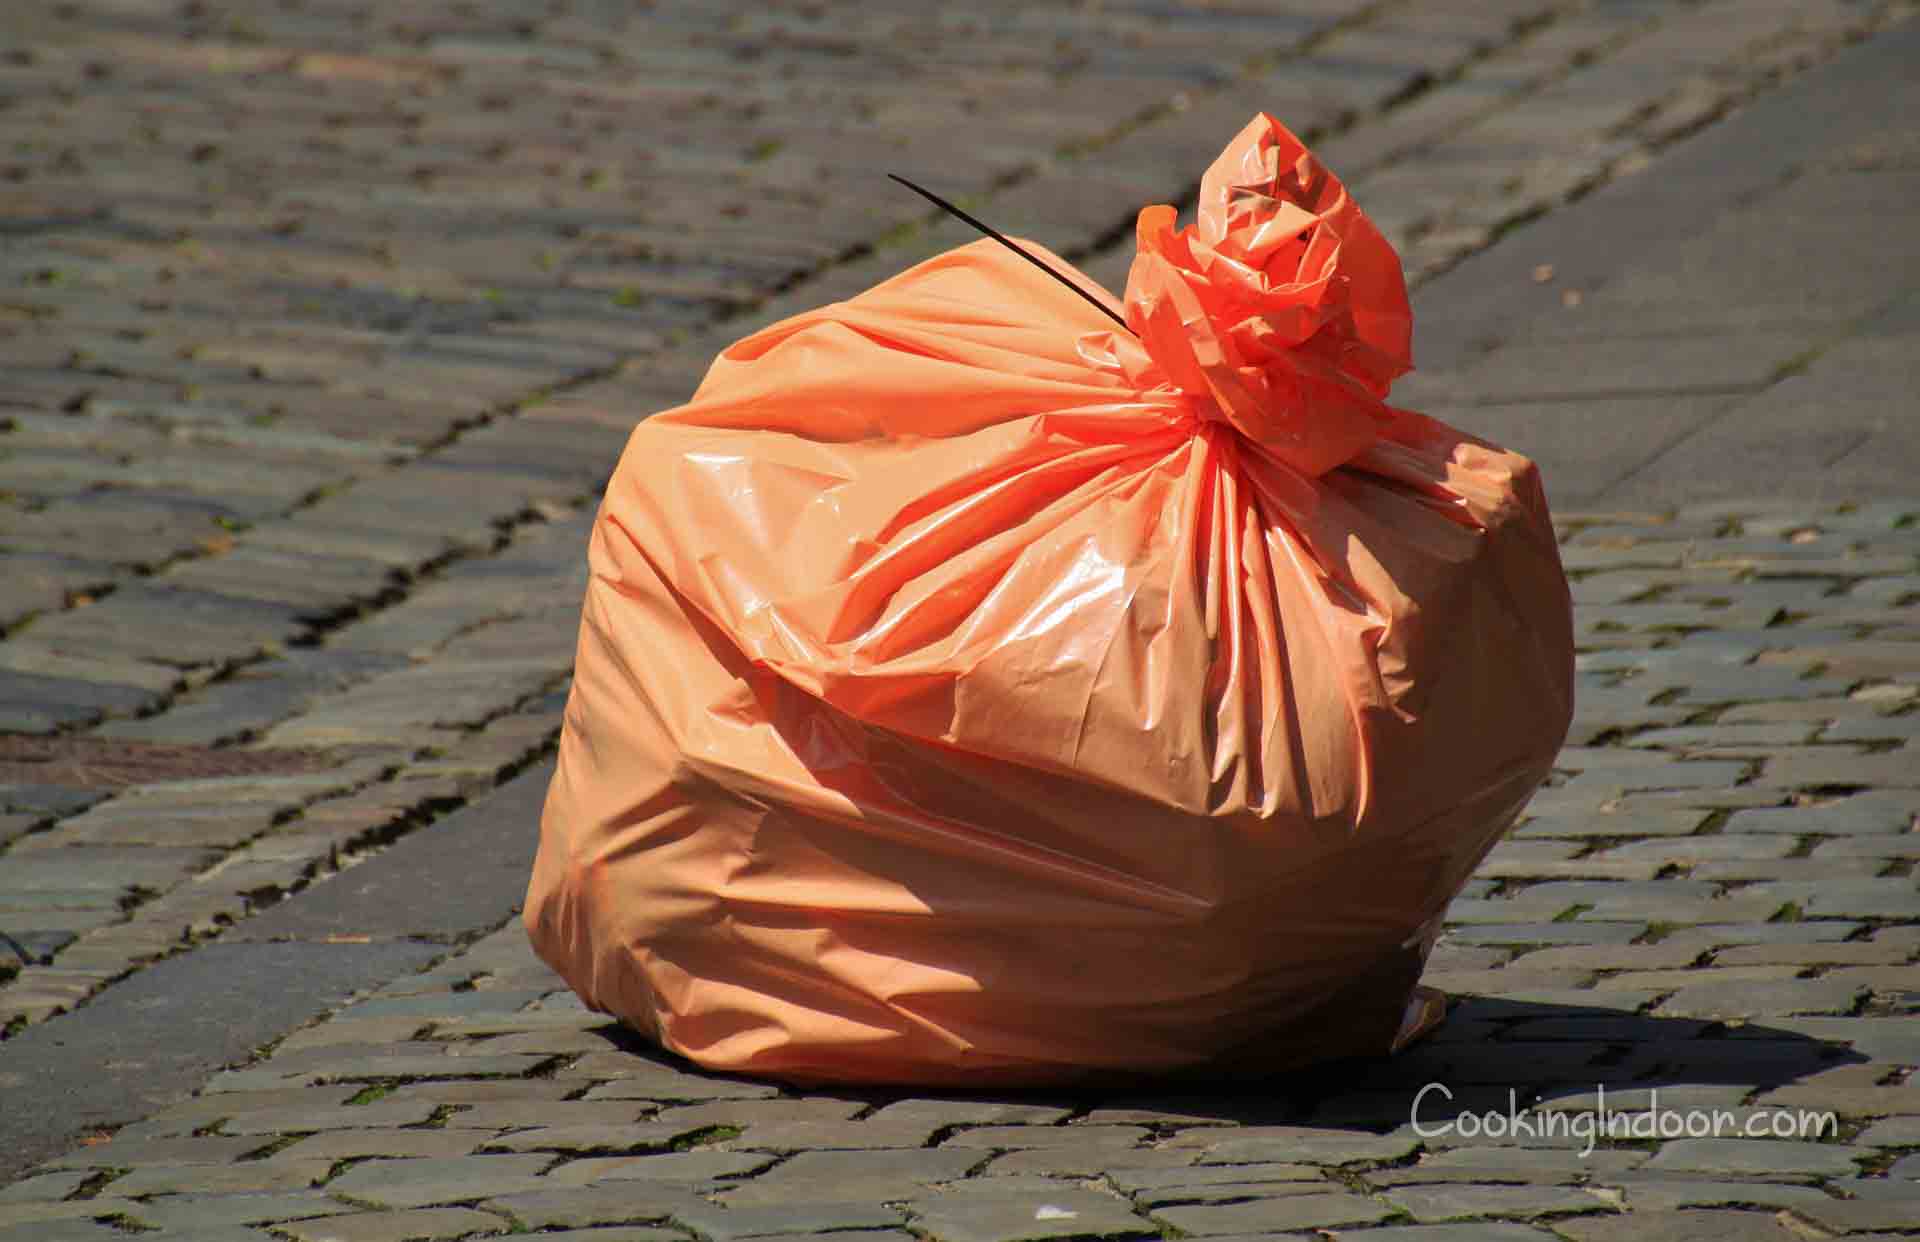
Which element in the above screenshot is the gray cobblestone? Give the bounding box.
[1129,1178,1331,1209]
[1167,1127,1420,1165]
[1642,1139,1863,1177]
[1690,856,1888,882]
[325,1155,555,1209]
[1721,940,1914,967]
[1554,1209,1814,1241]
[651,1099,864,1127]
[1861,1115,1920,1145]
[1759,1075,1920,1118]
[1597,1176,1829,1213]
[271,1131,485,1162]
[910,1190,1155,1242]
[216,1098,444,1135]
[439,1101,653,1130]
[1778,1197,1920,1234]
[715,1149,983,1206]
[103,1159,334,1197]
[1446,923,1649,947]
[1327,1227,1561,1242]
[1506,944,1705,973]
[577,1077,780,1105]
[1657,922,1866,948]
[971,1147,1198,1178]
[861,1100,1072,1127]
[43,1135,275,1170]
[1655,975,1868,1018]
[675,1201,906,1240]
[940,1125,1149,1151]
[726,1120,943,1152]
[1383,1183,1614,1222]
[0,1172,90,1204]
[1154,1191,1394,1235]
[0,1220,132,1242]
[274,1208,510,1242]
[1108,1163,1321,1194]
[122,1192,354,1231]
[482,1184,701,1230]
[0,1200,142,1231]
[1511,809,1709,839]
[543,1151,774,1187]
[480,1123,705,1155]
[1727,799,1917,835]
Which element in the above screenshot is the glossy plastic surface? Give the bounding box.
[526,115,1574,1085]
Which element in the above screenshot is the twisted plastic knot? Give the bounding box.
[1121,113,1414,475]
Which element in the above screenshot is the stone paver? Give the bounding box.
[911,1189,1157,1242]
[1154,1191,1396,1235]
[1641,1139,1864,1178]
[1382,1183,1614,1222]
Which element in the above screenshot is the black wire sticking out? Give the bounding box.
[887,173,1135,336]
[0,929,48,967]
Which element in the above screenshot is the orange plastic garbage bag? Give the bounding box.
[526,114,1575,1086]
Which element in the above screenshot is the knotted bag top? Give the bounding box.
[1107,112,1414,475]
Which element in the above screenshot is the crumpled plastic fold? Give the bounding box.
[525,113,1575,1086]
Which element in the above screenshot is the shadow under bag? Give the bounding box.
[526,113,1575,1086]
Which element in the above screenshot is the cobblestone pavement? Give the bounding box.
[3,0,1919,1237]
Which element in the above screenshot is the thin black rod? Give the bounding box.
[1,929,46,967]
[887,173,1134,335]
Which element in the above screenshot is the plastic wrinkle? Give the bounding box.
[526,113,1575,1085]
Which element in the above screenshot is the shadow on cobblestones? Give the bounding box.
[572,998,1867,1132]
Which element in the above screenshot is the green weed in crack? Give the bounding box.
[116,885,160,914]
[673,1124,743,1150]
[91,1210,155,1233]
[235,1134,306,1161]
[67,1168,125,1200]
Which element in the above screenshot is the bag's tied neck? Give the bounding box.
[1115,113,1414,476]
